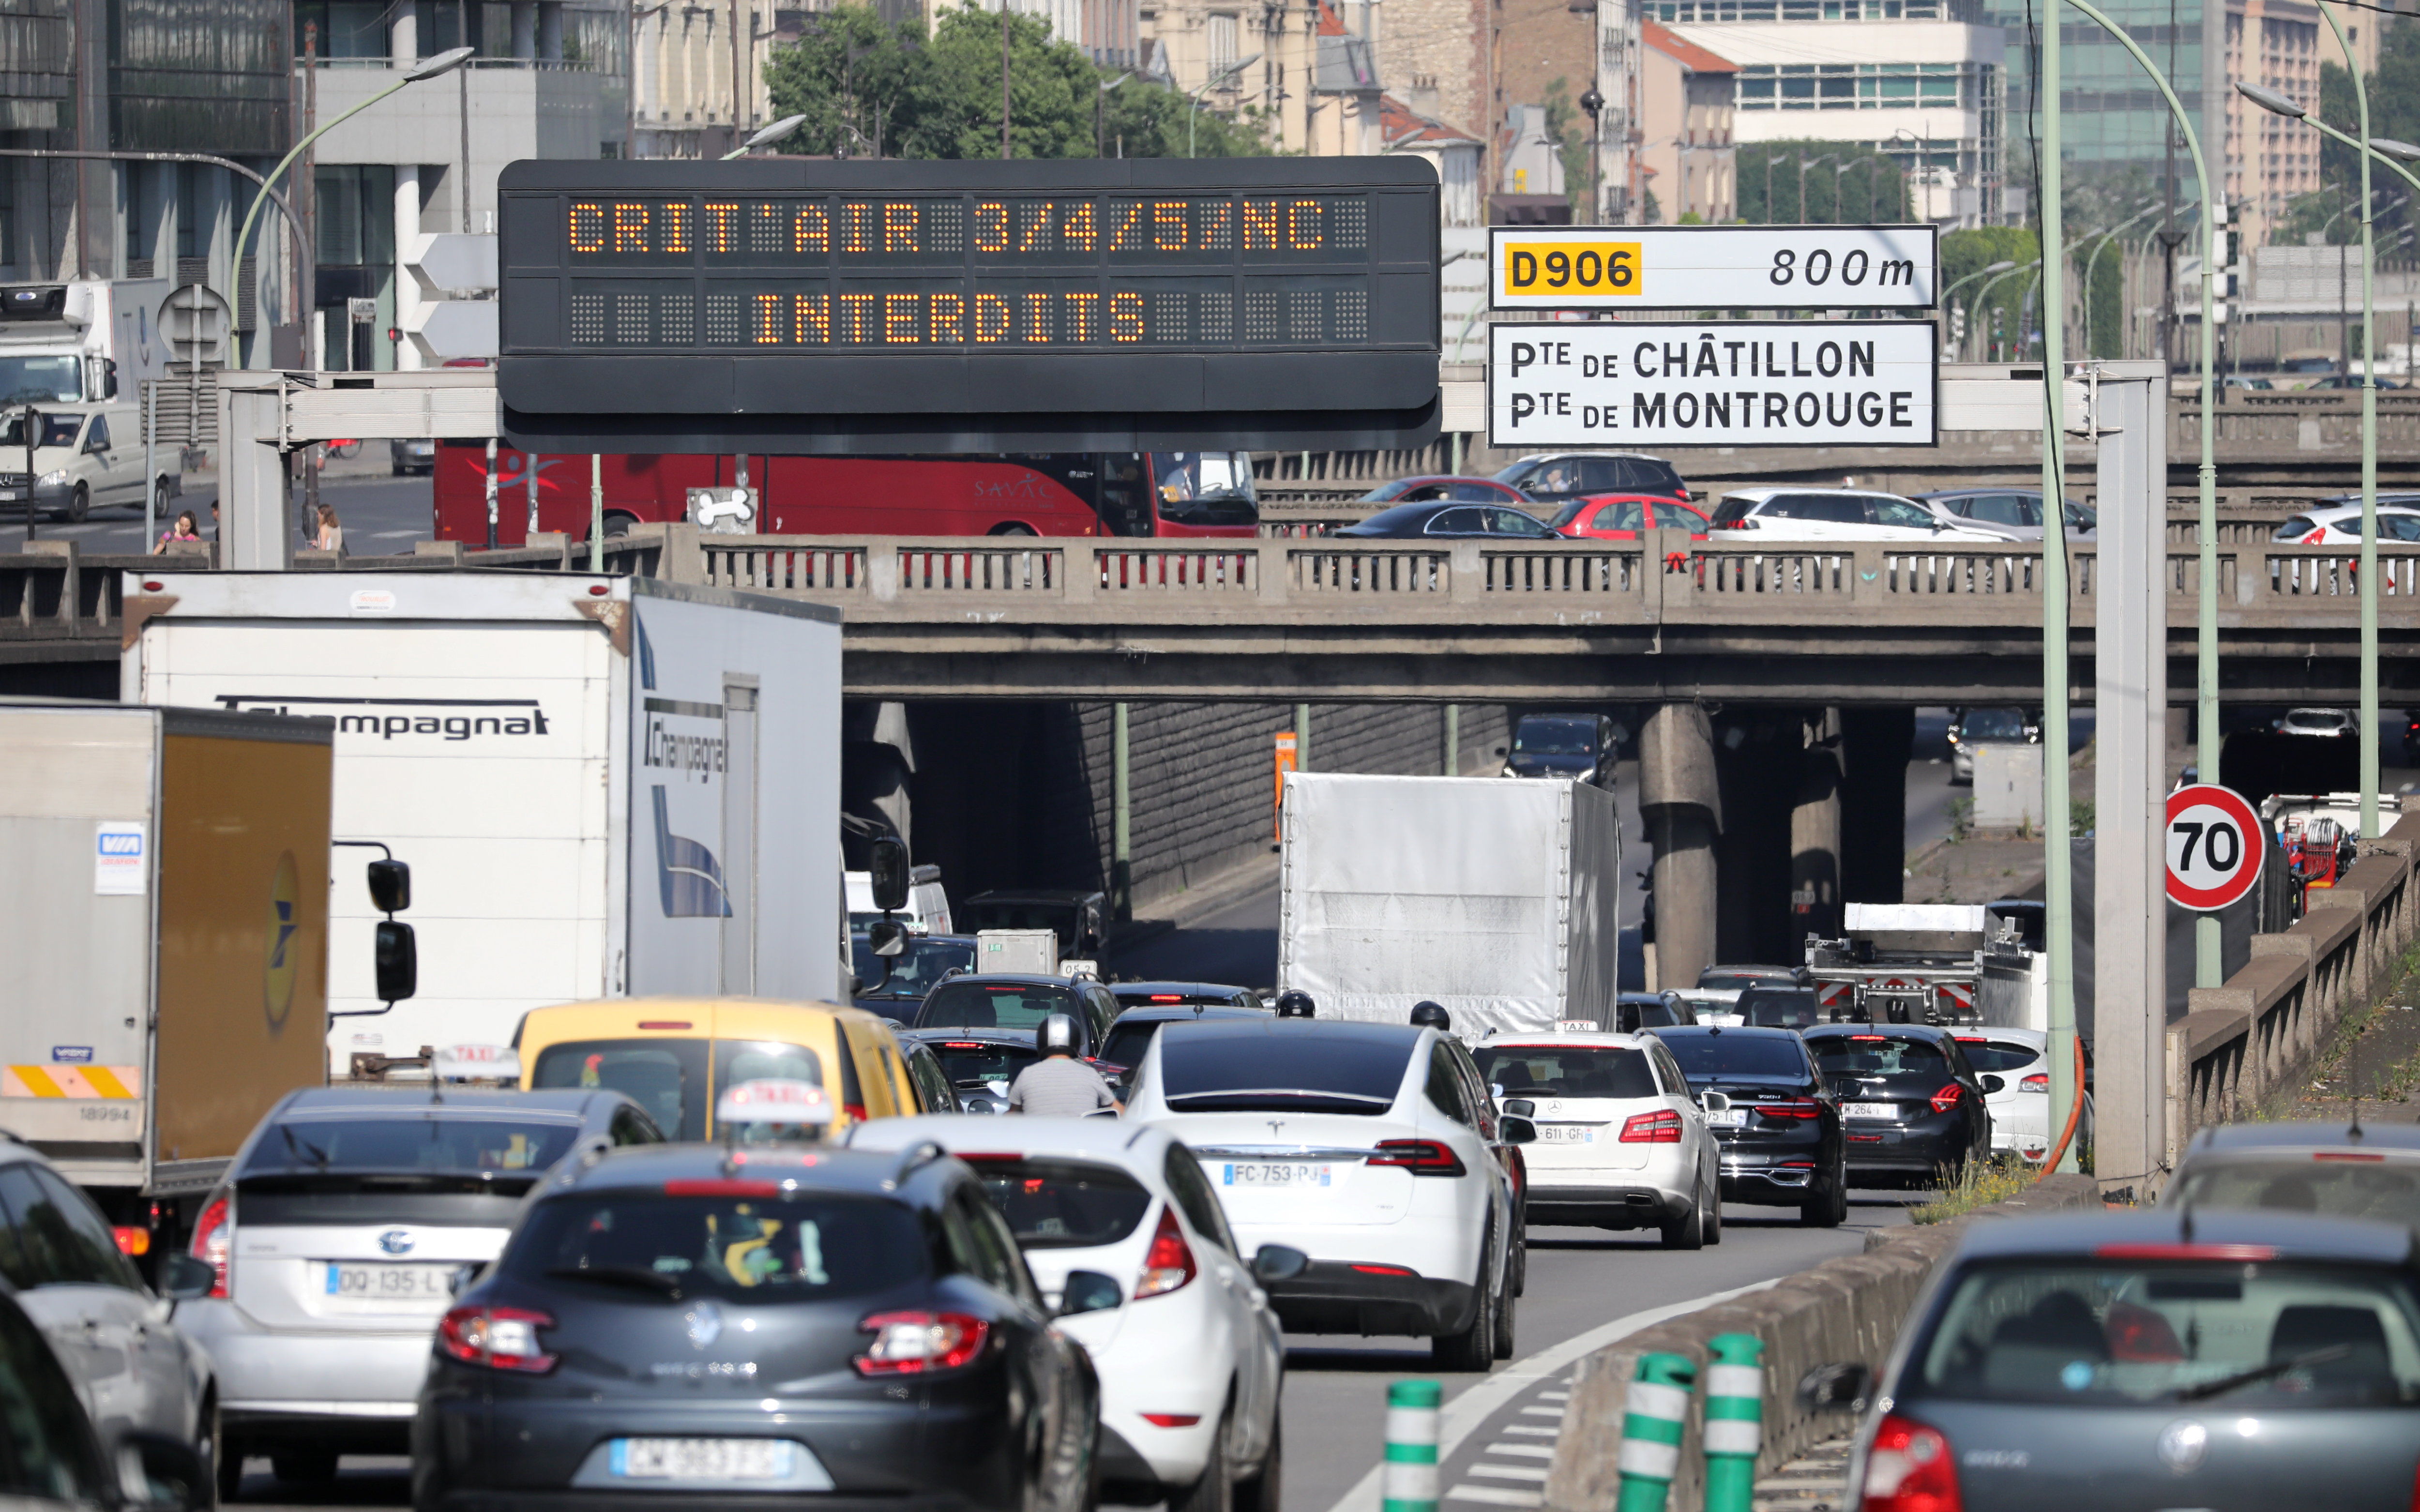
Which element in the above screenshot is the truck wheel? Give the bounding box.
[62,483,87,523]
[603,512,638,538]
[152,477,175,517]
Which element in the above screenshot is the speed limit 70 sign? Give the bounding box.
[2167,784,2264,911]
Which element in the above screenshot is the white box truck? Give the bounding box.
[123,570,844,1073]
[1277,772,1622,1036]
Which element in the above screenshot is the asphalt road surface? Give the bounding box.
[29,456,434,556]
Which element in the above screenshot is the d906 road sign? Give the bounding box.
[498,158,1442,454]
[2166,783,2264,912]
[1489,225,1937,312]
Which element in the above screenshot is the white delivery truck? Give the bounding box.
[1277,772,1621,1035]
[124,571,845,1074]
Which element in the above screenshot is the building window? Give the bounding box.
[1652,0,1940,19]
[1208,13,1238,72]
[1737,61,1970,109]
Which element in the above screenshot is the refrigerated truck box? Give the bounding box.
[124,572,844,1074]
[0,702,332,1207]
[1277,772,1622,1036]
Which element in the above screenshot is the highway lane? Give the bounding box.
[25,460,434,555]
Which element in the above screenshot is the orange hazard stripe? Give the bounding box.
[2,1065,141,1098]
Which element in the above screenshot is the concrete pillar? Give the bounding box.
[1790,709,1844,946]
[1714,717,1797,966]
[1841,707,1916,904]
[392,2,417,60]
[2093,361,2170,1197]
[393,167,422,371]
[537,2,564,60]
[511,1,538,57]
[1639,703,1721,991]
[220,379,295,569]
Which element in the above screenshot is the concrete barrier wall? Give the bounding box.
[1541,1174,2102,1512]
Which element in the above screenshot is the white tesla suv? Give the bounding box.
[846,1116,1292,1512]
[1126,1017,1530,1372]
[1470,1029,1721,1247]
[1954,1027,2094,1164]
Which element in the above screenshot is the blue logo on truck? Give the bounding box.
[652,787,730,918]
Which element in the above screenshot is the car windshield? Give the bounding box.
[1961,708,2028,739]
[1151,451,1258,526]
[1352,500,1441,533]
[0,357,83,406]
[1810,1035,1952,1079]
[1157,1028,1412,1114]
[1360,480,1413,502]
[0,411,80,448]
[1956,1038,2042,1074]
[530,1039,713,1140]
[917,981,1079,1032]
[1656,1033,1810,1081]
[1099,1019,1166,1071]
[1914,1259,2420,1407]
[2168,1159,2420,1227]
[852,935,976,999]
[928,1039,1040,1090]
[1697,972,1789,992]
[962,1156,1153,1250]
[240,1116,582,1177]
[1514,717,1597,756]
[1739,990,1821,1029]
[1868,495,1939,529]
[1473,1045,1658,1099]
[961,901,1077,936]
[512,1191,924,1301]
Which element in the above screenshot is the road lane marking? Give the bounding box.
[1321,1277,1781,1512]
[1443,1487,1541,1506]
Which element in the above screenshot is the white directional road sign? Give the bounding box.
[1489,225,1938,311]
[1487,320,1937,450]
[2165,784,2264,912]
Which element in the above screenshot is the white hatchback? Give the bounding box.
[1952,1027,2094,1164]
[1708,487,2004,543]
[1471,1030,1721,1247]
[1127,1017,1528,1372]
[846,1116,1289,1512]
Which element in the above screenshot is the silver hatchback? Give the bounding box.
[173,1087,661,1498]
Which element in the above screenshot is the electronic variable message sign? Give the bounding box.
[498,159,1442,453]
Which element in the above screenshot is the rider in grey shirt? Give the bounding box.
[1007,1013,1123,1117]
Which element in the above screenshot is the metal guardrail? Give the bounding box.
[1,546,206,647]
[2168,812,2420,1151]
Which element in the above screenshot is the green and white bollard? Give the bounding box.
[1382,1379,1442,1512]
[1702,1333,1765,1512]
[1616,1352,1697,1512]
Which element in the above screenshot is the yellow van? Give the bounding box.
[514,998,926,1141]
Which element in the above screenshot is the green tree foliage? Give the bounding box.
[763,5,1272,160]
[2314,18,2420,242]
[1941,226,2041,358]
[1734,140,1910,224]
[1541,77,1594,218]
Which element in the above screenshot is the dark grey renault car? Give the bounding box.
[1819,1209,2420,1512]
[412,1142,1100,1512]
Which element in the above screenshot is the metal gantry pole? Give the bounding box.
[2039,0,2078,1175]
[2320,0,2382,842]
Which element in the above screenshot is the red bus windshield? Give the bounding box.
[432,448,1258,544]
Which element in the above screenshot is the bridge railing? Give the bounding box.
[605,524,2420,626]
[4,544,202,643]
[2166,813,2420,1154]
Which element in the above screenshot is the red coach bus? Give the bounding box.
[430,448,1260,544]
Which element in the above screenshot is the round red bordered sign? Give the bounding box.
[2166,783,2264,911]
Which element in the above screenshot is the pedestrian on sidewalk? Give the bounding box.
[313,502,344,554]
[153,510,200,553]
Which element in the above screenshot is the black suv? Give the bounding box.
[1647,1026,1846,1225]
[1492,452,1688,503]
[413,1143,1101,1512]
[1801,1023,1994,1187]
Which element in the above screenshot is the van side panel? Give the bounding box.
[153,731,330,1167]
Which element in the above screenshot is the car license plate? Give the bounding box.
[1221,1162,1331,1187]
[322,1262,452,1302]
[1537,1125,1595,1144]
[1704,1109,1743,1129]
[1844,1102,1899,1120]
[611,1439,794,1481]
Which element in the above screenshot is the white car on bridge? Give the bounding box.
[845,1116,1292,1512]
[1707,487,2004,543]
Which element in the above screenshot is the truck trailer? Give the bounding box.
[1805,903,2035,1028]
[0,703,336,1227]
[125,571,845,1073]
[1276,772,1622,1035]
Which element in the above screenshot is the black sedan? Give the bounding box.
[1648,1026,1846,1225]
[1334,501,1558,540]
[1812,1208,2420,1511]
[1108,981,1260,1012]
[849,930,977,1022]
[1098,1001,1267,1089]
[1801,1023,1993,1187]
[412,1143,1101,1512]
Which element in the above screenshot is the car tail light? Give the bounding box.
[1619,1110,1683,1143]
[636,1021,693,1030]
[2316,1151,2387,1162]
[2094,1242,2277,1261]
[1135,1207,1197,1299]
[1861,1413,1959,1512]
[1929,1084,1963,1114]
[663,1179,780,1197]
[1351,1263,1415,1276]
[1756,1100,1824,1120]
[1149,995,1185,1003]
[439,1305,558,1373]
[1141,1413,1202,1428]
[853,1311,988,1375]
[112,1226,150,1256]
[2019,1074,2048,1093]
[842,1104,870,1123]
[190,1194,231,1299]
[1368,1139,1468,1175]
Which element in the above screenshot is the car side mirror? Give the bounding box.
[115,1431,209,1512]
[867,918,909,959]
[1699,1090,1732,1113]
[157,1253,215,1301]
[367,858,411,913]
[1252,1244,1310,1283]
[375,919,417,1002]
[1501,1097,1536,1119]
[1797,1361,1873,1414]
[1500,1115,1538,1145]
[1056,1270,1122,1317]
[868,834,911,913]
[1980,1074,2006,1095]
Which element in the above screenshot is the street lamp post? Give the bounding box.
[722,113,807,159]
[1798,153,1840,225]
[1189,53,1261,157]
[1940,257,2019,357]
[1969,258,2041,361]
[230,45,474,369]
[2242,72,2382,841]
[1097,72,1131,158]
[2082,202,2164,356]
